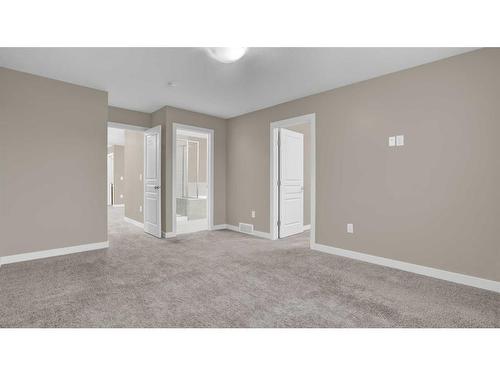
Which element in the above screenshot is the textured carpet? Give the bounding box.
[0,207,498,327]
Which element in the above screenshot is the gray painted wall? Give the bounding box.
[0,67,108,256]
[226,49,500,281]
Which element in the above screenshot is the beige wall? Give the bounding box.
[108,106,152,128]
[111,145,125,205]
[152,106,227,233]
[0,67,108,257]
[227,49,500,281]
[124,130,144,222]
[287,123,311,226]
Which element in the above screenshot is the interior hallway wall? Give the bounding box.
[111,145,125,205]
[226,48,500,282]
[0,67,108,257]
[124,130,144,223]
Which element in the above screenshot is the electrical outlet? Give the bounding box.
[347,223,354,234]
[120,176,124,181]
[120,194,123,199]
[139,205,142,213]
[139,173,142,181]
[251,210,256,219]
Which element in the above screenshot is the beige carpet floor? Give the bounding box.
[0,206,498,327]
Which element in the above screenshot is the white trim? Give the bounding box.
[124,216,144,228]
[162,231,176,238]
[172,123,214,235]
[311,242,500,293]
[113,204,124,207]
[108,121,148,132]
[212,224,228,230]
[270,113,316,247]
[303,224,311,230]
[226,224,271,240]
[0,241,109,266]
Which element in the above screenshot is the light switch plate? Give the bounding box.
[139,205,143,213]
[347,223,354,234]
[388,136,396,147]
[139,173,142,181]
[396,135,404,146]
[251,210,256,218]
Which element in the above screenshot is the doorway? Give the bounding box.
[172,123,214,234]
[270,114,316,246]
[107,122,157,237]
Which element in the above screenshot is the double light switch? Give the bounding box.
[389,135,404,147]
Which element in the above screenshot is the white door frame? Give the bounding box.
[172,123,214,234]
[107,152,114,205]
[270,113,316,246]
[108,121,149,132]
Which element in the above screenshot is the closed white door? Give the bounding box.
[144,125,162,238]
[279,128,304,238]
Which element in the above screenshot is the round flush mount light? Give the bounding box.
[206,47,248,63]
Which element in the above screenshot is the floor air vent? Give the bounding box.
[239,223,254,234]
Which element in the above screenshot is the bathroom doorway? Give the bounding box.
[172,123,214,234]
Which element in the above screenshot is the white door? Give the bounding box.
[279,128,304,238]
[107,153,114,205]
[144,125,162,238]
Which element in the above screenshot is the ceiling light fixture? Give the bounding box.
[206,47,248,63]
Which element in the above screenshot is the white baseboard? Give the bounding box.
[311,242,500,293]
[0,241,109,266]
[162,231,176,238]
[212,224,228,230]
[112,204,125,207]
[124,216,144,228]
[303,224,311,230]
[226,224,271,240]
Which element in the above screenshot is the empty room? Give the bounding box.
[0,2,499,372]
[2,47,498,326]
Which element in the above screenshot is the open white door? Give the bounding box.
[279,128,304,238]
[144,125,162,238]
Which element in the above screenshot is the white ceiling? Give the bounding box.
[0,48,475,119]
[108,127,124,146]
